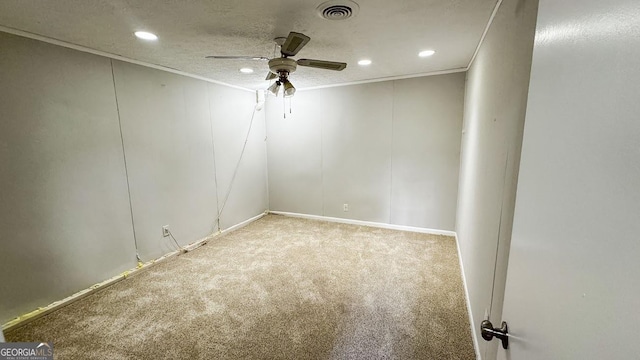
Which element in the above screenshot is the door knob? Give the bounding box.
[480,320,509,349]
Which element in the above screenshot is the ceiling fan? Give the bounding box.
[205,31,347,97]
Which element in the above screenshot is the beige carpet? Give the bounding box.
[7,215,475,359]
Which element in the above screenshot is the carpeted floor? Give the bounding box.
[7,215,475,359]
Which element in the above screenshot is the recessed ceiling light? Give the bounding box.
[239,68,254,74]
[134,31,158,41]
[419,50,436,57]
[358,59,372,66]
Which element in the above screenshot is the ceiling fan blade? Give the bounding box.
[297,59,347,71]
[280,32,310,57]
[205,55,269,61]
[265,72,277,81]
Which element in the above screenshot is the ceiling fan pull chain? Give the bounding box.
[283,94,286,119]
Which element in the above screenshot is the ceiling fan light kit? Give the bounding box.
[267,81,282,96]
[283,80,296,97]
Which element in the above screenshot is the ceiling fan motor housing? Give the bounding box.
[269,58,297,76]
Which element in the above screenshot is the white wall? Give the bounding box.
[455,0,538,358]
[266,74,465,230]
[0,31,268,324]
[500,0,640,357]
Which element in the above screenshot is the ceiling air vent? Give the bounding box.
[316,0,360,20]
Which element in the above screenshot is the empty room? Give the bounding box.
[1,0,638,359]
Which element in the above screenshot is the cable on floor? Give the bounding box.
[167,229,186,253]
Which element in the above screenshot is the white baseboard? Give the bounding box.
[268,211,457,237]
[455,233,482,360]
[220,211,267,234]
[1,212,267,332]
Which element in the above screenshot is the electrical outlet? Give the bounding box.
[162,225,170,237]
[343,203,349,212]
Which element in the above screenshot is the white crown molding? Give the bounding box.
[0,25,253,93]
[0,23,487,93]
[467,0,504,70]
[297,67,468,91]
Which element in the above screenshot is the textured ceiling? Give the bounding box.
[0,0,496,90]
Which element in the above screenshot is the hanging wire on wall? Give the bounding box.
[166,104,259,249]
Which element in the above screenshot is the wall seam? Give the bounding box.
[261,99,270,213]
[389,81,396,224]
[299,68,467,91]
[320,99,325,217]
[467,0,504,69]
[109,59,141,262]
[0,26,253,93]
[206,84,222,231]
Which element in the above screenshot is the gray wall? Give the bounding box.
[454,0,538,358]
[500,0,640,357]
[112,62,268,260]
[0,32,137,325]
[0,32,268,324]
[266,74,465,230]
